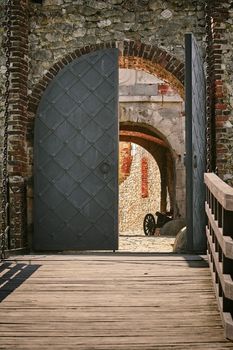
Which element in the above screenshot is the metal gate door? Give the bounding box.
[33,49,119,251]
[185,33,206,252]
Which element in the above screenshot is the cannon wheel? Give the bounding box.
[143,213,156,236]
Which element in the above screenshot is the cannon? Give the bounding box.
[143,211,173,236]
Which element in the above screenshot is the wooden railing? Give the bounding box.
[204,173,233,340]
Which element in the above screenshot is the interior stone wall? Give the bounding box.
[119,143,161,233]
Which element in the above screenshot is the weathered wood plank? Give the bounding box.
[204,173,233,210]
[0,254,232,349]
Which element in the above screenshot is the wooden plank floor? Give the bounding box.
[0,254,232,350]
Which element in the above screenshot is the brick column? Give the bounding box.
[160,164,167,213]
[205,1,216,172]
[141,157,148,198]
[120,142,133,184]
[7,0,29,249]
[205,1,232,182]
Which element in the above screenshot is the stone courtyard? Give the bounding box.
[119,230,175,252]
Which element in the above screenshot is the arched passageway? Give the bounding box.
[119,124,174,216]
[118,67,185,218]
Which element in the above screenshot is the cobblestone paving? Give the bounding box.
[119,230,175,253]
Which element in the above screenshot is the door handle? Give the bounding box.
[99,161,110,174]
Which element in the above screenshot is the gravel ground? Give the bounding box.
[119,230,175,252]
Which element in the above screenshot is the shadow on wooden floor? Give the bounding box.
[0,262,41,302]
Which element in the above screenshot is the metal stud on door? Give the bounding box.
[34,49,119,251]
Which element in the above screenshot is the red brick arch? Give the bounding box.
[28,40,184,116]
[120,130,169,149]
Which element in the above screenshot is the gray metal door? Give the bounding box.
[185,33,206,252]
[33,49,119,251]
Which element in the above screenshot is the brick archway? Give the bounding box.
[28,40,184,118]
[27,40,184,169]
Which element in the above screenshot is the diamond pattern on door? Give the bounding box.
[33,49,119,250]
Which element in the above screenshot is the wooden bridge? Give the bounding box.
[0,254,232,350]
[0,173,233,349]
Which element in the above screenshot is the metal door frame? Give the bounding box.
[185,33,206,252]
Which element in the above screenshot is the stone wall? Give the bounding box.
[120,102,184,156]
[119,143,161,233]
[28,0,205,94]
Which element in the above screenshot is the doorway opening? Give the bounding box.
[118,68,185,252]
[118,142,175,252]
